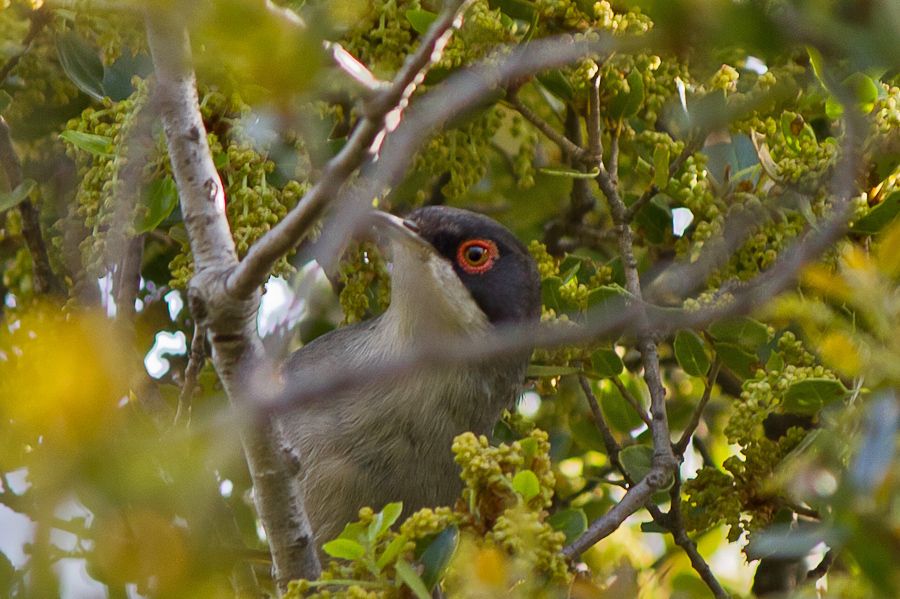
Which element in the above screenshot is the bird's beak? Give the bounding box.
[367,211,434,254]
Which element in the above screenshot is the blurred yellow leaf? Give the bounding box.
[94,509,189,592]
[876,219,900,278]
[473,546,507,587]
[800,264,851,302]
[820,331,862,377]
[0,306,132,449]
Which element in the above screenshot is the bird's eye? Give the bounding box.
[457,239,498,274]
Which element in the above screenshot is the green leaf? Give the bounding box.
[405,9,437,34]
[673,330,710,376]
[634,194,672,244]
[0,90,12,112]
[843,72,879,115]
[652,144,670,189]
[526,364,580,377]
[601,380,645,433]
[56,30,105,101]
[541,276,563,312]
[619,445,672,489]
[591,348,623,377]
[713,341,759,379]
[0,179,36,212]
[368,501,403,542]
[395,559,430,599]
[709,316,769,350]
[419,526,459,589]
[548,508,587,544]
[489,0,536,20]
[851,191,900,235]
[59,130,113,156]
[538,166,600,179]
[782,378,848,415]
[137,177,178,233]
[512,470,540,501]
[322,538,366,560]
[376,534,408,571]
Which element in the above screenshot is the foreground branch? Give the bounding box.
[145,13,320,590]
[228,0,473,297]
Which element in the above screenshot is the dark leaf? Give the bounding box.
[851,191,900,235]
[591,348,623,377]
[56,30,105,101]
[419,526,459,589]
[137,177,179,233]
[674,330,710,376]
[548,508,587,544]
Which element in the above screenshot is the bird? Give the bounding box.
[278,205,541,546]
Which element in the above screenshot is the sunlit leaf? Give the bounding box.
[395,559,430,599]
[405,9,438,34]
[368,501,403,542]
[59,130,113,156]
[376,534,408,571]
[512,470,540,501]
[322,538,366,560]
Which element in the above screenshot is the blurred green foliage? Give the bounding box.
[1,0,899,597]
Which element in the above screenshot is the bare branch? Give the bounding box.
[661,474,731,599]
[506,92,585,160]
[228,0,473,297]
[0,116,62,296]
[145,12,321,588]
[175,321,206,427]
[579,375,622,470]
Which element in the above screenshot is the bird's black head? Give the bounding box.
[404,206,541,325]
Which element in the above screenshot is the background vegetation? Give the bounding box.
[1,0,898,597]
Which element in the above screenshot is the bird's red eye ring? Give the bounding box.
[457,239,499,274]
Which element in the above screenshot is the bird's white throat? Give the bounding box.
[380,239,488,343]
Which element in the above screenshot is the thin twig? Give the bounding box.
[228,0,473,297]
[0,117,62,295]
[174,322,206,427]
[805,549,835,582]
[674,359,721,455]
[659,474,731,599]
[579,375,622,470]
[506,92,585,160]
[609,376,652,426]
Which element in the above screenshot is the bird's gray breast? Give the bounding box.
[277,320,526,544]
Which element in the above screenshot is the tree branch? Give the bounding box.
[506,92,585,160]
[174,321,206,427]
[228,0,473,298]
[609,375,652,426]
[145,13,321,590]
[0,116,62,296]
